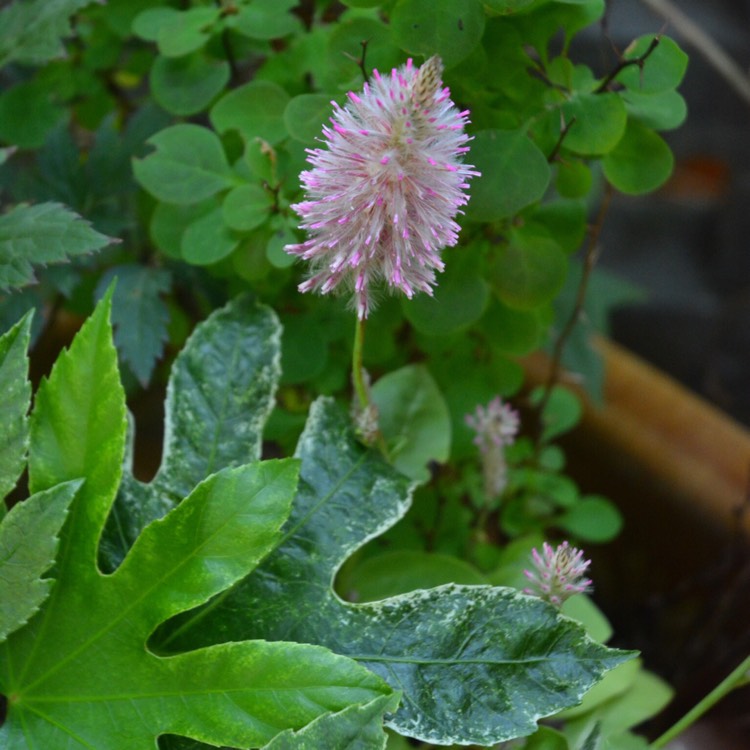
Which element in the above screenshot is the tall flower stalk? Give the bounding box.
[285,55,478,319]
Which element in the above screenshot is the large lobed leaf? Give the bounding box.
[160,399,633,746]
[0,202,116,292]
[0,293,392,749]
[83,296,627,746]
[100,295,282,569]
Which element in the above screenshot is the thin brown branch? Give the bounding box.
[535,182,614,425]
[595,34,661,93]
[342,39,371,84]
[526,65,569,93]
[548,114,577,163]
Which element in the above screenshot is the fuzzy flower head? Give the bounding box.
[285,56,479,318]
[465,396,520,499]
[523,541,593,607]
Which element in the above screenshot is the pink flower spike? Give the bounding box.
[465,396,520,499]
[465,397,520,453]
[523,541,593,607]
[284,55,478,318]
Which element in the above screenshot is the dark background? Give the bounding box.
[591,0,750,427]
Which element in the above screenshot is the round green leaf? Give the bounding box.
[156,7,220,57]
[210,81,290,144]
[490,233,567,310]
[101,0,156,38]
[479,298,541,356]
[484,0,535,11]
[555,159,593,198]
[558,495,624,543]
[222,184,273,232]
[181,206,239,265]
[371,364,452,481]
[561,594,613,644]
[560,92,627,156]
[284,94,335,144]
[232,231,272,281]
[465,130,551,222]
[402,257,489,335]
[340,0,382,6]
[150,200,214,258]
[391,0,486,69]
[266,225,297,269]
[531,385,582,441]
[618,35,688,93]
[131,7,179,41]
[150,53,230,116]
[341,551,487,602]
[622,89,687,131]
[243,139,276,184]
[529,199,587,254]
[230,0,301,40]
[603,120,674,195]
[133,124,234,204]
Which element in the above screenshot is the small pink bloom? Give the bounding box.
[285,56,479,318]
[465,397,520,453]
[523,541,593,607]
[465,397,520,499]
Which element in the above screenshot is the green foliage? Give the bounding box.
[0,313,32,501]
[490,230,568,309]
[0,203,115,291]
[0,481,79,642]
[466,129,551,222]
[391,0,486,68]
[339,550,488,601]
[261,693,401,749]
[371,364,452,481]
[0,0,680,414]
[210,81,291,144]
[154,388,632,745]
[132,124,235,205]
[1,295,394,748]
[618,35,688,93]
[0,3,693,745]
[150,53,231,116]
[0,80,67,149]
[603,119,674,194]
[0,0,93,67]
[96,264,172,386]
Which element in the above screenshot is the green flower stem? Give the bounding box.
[351,316,390,457]
[352,316,369,411]
[650,654,750,748]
